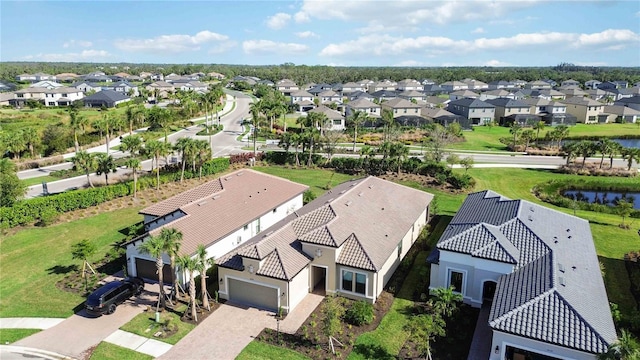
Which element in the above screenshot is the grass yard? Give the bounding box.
[0,107,129,133]
[89,342,152,360]
[236,341,312,360]
[119,308,195,345]
[20,175,62,187]
[0,328,40,344]
[254,166,357,198]
[450,123,640,152]
[0,207,143,317]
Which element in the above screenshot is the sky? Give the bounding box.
[1,0,639,67]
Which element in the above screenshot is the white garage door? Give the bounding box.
[228,278,278,312]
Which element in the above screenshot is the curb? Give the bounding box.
[0,345,74,360]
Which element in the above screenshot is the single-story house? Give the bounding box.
[125,169,309,284]
[83,90,130,108]
[428,190,616,360]
[217,176,433,313]
[308,105,345,131]
[598,105,640,123]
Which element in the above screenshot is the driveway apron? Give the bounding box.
[158,303,274,360]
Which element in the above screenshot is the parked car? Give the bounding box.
[85,277,144,316]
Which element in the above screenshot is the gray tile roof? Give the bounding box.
[437,190,617,354]
[449,98,495,109]
[218,176,432,278]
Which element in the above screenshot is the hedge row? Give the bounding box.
[532,179,640,218]
[0,157,230,228]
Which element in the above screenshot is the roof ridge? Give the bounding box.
[272,248,288,279]
[469,225,498,255]
[490,288,556,327]
[440,223,485,247]
[551,289,611,349]
[178,178,225,211]
[348,233,377,271]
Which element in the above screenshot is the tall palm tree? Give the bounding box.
[194,139,211,179]
[607,141,622,169]
[561,142,579,166]
[145,139,170,190]
[389,141,409,175]
[621,147,640,171]
[22,127,40,158]
[534,120,546,147]
[521,129,535,152]
[174,137,197,183]
[119,135,143,157]
[177,254,199,321]
[72,151,97,188]
[138,235,168,309]
[95,153,117,185]
[597,139,616,169]
[249,100,265,158]
[575,140,596,168]
[509,122,522,150]
[381,109,395,142]
[348,110,369,153]
[125,157,141,198]
[159,227,182,300]
[195,244,213,311]
[69,108,87,154]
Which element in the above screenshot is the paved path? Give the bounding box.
[104,329,172,358]
[0,318,65,329]
[467,303,492,360]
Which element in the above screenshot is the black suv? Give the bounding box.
[85,277,144,316]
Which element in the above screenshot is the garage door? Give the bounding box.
[228,278,278,312]
[135,258,173,283]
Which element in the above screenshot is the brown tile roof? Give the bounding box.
[140,179,224,217]
[218,176,433,278]
[145,169,308,257]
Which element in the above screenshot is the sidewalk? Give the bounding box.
[0,318,65,329]
[104,329,172,358]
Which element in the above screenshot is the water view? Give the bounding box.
[615,138,640,149]
[562,190,640,209]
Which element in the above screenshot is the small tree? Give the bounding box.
[177,255,199,322]
[446,153,460,169]
[616,200,634,229]
[159,228,183,300]
[196,244,213,311]
[430,286,463,317]
[321,295,345,354]
[95,153,117,185]
[521,129,535,152]
[71,239,97,290]
[405,312,446,360]
[509,123,522,150]
[139,235,167,309]
[72,151,97,188]
[0,158,26,207]
[459,157,474,173]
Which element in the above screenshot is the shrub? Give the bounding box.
[344,300,374,326]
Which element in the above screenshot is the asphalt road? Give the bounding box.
[24,91,252,198]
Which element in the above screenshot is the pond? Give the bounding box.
[615,138,640,149]
[562,190,640,209]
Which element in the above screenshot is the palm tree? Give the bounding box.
[195,244,213,311]
[509,122,522,150]
[22,127,40,158]
[620,147,640,171]
[249,101,265,158]
[4,130,26,159]
[554,124,570,149]
[534,120,546,147]
[174,137,196,183]
[598,329,640,360]
[69,108,87,154]
[147,107,172,142]
[145,140,171,190]
[194,139,211,178]
[72,151,97,188]
[125,157,141,198]
[562,142,579,166]
[159,228,182,300]
[348,110,368,153]
[139,235,168,309]
[575,140,596,168]
[177,255,199,321]
[381,109,395,142]
[290,133,302,167]
[430,286,463,317]
[607,141,622,169]
[521,129,535,152]
[95,153,117,185]
[597,139,616,169]
[125,105,136,135]
[119,135,143,157]
[389,141,409,175]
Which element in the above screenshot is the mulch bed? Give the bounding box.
[256,291,394,359]
[379,173,468,194]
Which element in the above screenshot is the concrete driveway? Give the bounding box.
[159,293,323,360]
[15,286,156,360]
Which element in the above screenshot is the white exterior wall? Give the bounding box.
[430,250,513,307]
[490,331,597,360]
[144,211,186,231]
[337,265,375,302]
[288,267,310,311]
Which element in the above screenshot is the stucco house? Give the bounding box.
[307,105,345,130]
[276,79,299,96]
[380,98,422,118]
[11,87,84,107]
[428,190,617,360]
[485,98,532,125]
[339,82,364,94]
[345,98,381,118]
[598,105,640,123]
[524,80,552,90]
[562,97,605,124]
[217,176,433,313]
[447,98,495,125]
[441,81,469,92]
[125,169,309,284]
[449,90,479,101]
[396,79,423,92]
[522,98,576,126]
[82,90,130,108]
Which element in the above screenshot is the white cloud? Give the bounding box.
[63,40,93,48]
[266,12,291,29]
[574,61,608,66]
[395,60,425,67]
[485,59,511,66]
[23,49,110,62]
[319,29,640,58]
[472,27,485,34]
[295,31,318,38]
[242,40,309,55]
[294,11,310,23]
[208,41,237,54]
[114,30,229,53]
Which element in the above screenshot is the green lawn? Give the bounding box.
[0,328,40,344]
[450,123,640,152]
[21,175,62,187]
[119,309,195,345]
[236,341,312,360]
[89,342,152,360]
[254,166,357,198]
[0,207,143,317]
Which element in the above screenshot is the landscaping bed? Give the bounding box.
[255,292,394,359]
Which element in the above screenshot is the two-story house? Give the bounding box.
[562,97,605,123]
[345,98,381,119]
[396,79,423,92]
[447,98,495,125]
[276,79,299,96]
[380,98,422,118]
[522,98,576,125]
[440,81,469,92]
[485,98,534,126]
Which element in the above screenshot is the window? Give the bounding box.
[449,270,464,293]
[236,236,242,245]
[342,270,367,295]
[588,116,596,121]
[397,240,403,258]
[333,120,341,125]
[403,109,407,113]
[272,208,277,214]
[244,224,249,231]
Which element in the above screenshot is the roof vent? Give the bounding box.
[326,198,334,203]
[369,184,374,189]
[237,171,244,176]
[345,201,353,206]
[553,236,558,244]
[558,263,565,273]
[567,235,572,239]
[197,201,207,206]
[529,206,534,212]
[528,215,533,221]
[358,192,363,197]
[265,231,274,236]
[566,228,571,232]
[340,190,346,194]
[559,277,566,286]
[212,195,221,200]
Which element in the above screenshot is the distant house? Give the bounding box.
[276,79,299,96]
[29,80,63,89]
[487,81,516,90]
[423,84,445,95]
[345,98,381,119]
[339,82,364,95]
[380,98,422,118]
[449,90,479,101]
[56,73,80,82]
[308,84,333,97]
[396,79,423,92]
[83,71,112,83]
[146,81,174,99]
[561,97,605,123]
[524,80,551,90]
[614,96,640,111]
[522,98,576,126]
[447,98,495,125]
[368,80,397,93]
[207,72,226,80]
[424,96,450,109]
[172,80,208,93]
[73,81,102,93]
[348,90,374,102]
[11,87,83,107]
[479,89,518,101]
[290,90,314,105]
[585,89,615,102]
[598,105,640,123]
[83,90,130,108]
[318,90,341,104]
[0,81,18,92]
[585,79,602,90]
[217,176,433,313]
[560,79,581,87]
[461,79,488,90]
[421,107,470,129]
[598,81,628,90]
[370,90,398,102]
[308,105,345,130]
[557,86,586,98]
[398,90,426,102]
[108,81,139,96]
[537,89,566,100]
[16,73,56,82]
[440,81,468,92]
[428,190,617,360]
[126,169,308,285]
[485,98,533,126]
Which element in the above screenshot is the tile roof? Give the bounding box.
[348,98,379,109]
[437,190,617,353]
[218,176,433,278]
[449,98,495,108]
[83,90,129,102]
[381,97,421,109]
[485,98,530,108]
[143,169,308,257]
